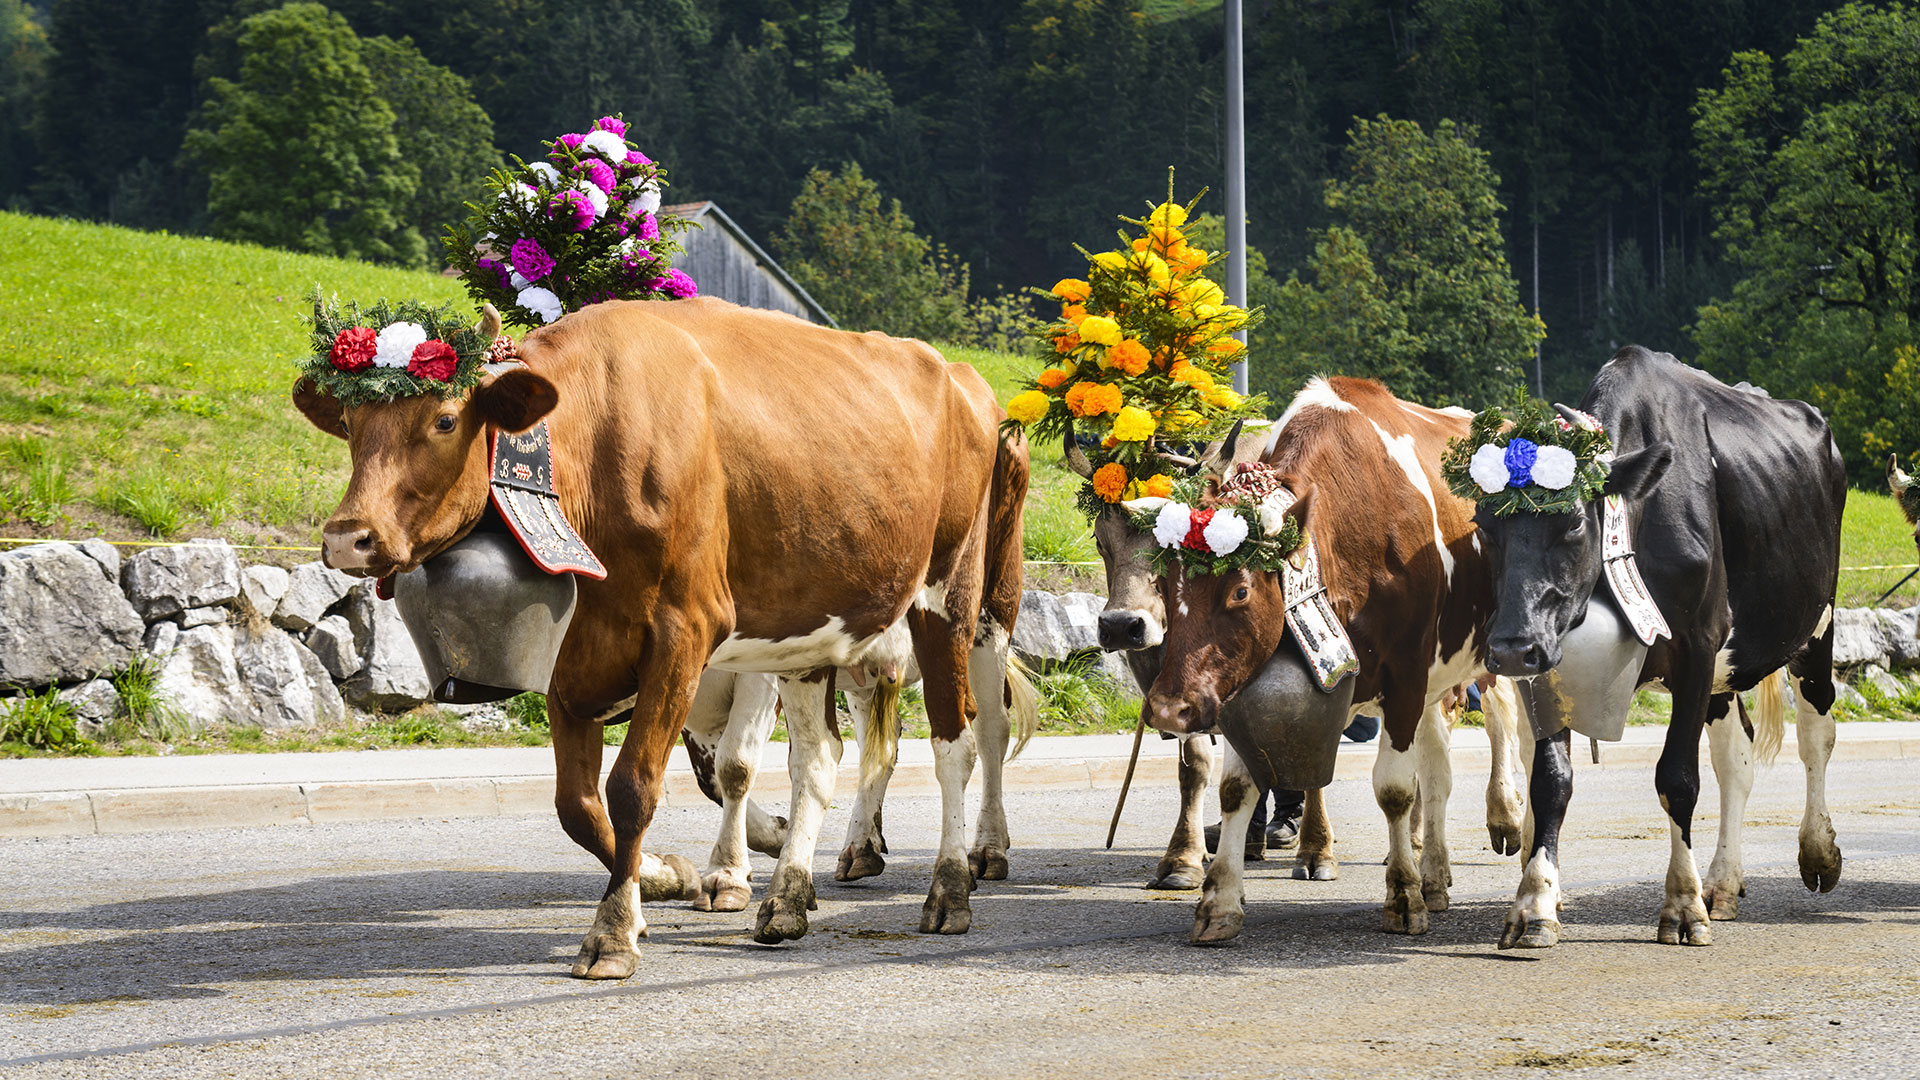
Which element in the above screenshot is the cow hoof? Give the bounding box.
[1487,819,1523,857]
[1799,825,1842,893]
[1703,881,1743,921]
[638,853,701,903]
[919,858,973,935]
[1657,905,1713,947]
[752,866,817,944]
[1148,858,1205,890]
[835,841,886,882]
[1190,902,1244,944]
[694,869,752,913]
[1423,885,1450,913]
[1498,916,1560,950]
[571,935,642,980]
[1292,855,1339,882]
[969,847,1010,882]
[1381,894,1429,935]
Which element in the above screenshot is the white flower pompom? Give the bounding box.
[1202,509,1250,556]
[372,321,427,369]
[1468,443,1510,494]
[517,286,564,325]
[1531,445,1578,490]
[577,181,608,218]
[508,269,531,291]
[1152,502,1192,550]
[498,183,538,212]
[580,129,628,162]
[1257,493,1292,537]
[526,161,561,187]
[627,179,662,215]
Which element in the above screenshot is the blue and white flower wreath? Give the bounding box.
[1441,392,1613,516]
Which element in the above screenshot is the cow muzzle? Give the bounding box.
[1098,609,1163,651]
[1486,636,1557,677]
[321,522,396,576]
[1146,690,1215,735]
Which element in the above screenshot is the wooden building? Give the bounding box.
[662,202,836,327]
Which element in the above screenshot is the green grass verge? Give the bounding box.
[1838,489,1918,608]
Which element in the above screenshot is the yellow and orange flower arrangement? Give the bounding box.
[1003,186,1265,509]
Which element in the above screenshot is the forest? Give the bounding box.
[3,0,1916,482]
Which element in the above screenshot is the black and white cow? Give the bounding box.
[1480,346,1845,948]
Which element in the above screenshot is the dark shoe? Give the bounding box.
[1202,822,1266,861]
[1343,715,1380,743]
[1266,817,1300,851]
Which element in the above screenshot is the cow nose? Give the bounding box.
[322,525,377,571]
[1147,693,1192,733]
[1487,639,1549,676]
[1098,611,1147,651]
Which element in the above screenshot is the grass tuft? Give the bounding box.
[0,686,92,752]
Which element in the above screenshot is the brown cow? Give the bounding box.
[1144,377,1505,941]
[295,296,1027,979]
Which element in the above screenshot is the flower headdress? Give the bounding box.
[1001,173,1268,514]
[445,115,697,328]
[1125,463,1304,577]
[1440,392,1612,516]
[302,293,490,407]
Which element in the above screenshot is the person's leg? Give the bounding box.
[1345,714,1380,742]
[1267,789,1304,850]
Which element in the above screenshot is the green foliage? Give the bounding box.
[1263,116,1545,410]
[109,652,187,743]
[359,34,498,251]
[503,691,549,729]
[0,436,73,526]
[1440,391,1613,516]
[0,0,48,199]
[774,162,972,339]
[0,686,90,751]
[1693,3,1920,485]
[184,3,425,266]
[106,474,187,538]
[1034,660,1141,735]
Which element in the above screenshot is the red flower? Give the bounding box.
[329,326,377,372]
[409,340,459,382]
[1181,508,1215,552]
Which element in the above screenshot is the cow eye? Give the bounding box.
[1233,586,1249,602]
[433,414,457,433]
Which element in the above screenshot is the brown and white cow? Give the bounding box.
[295,296,1026,978]
[1144,377,1517,941]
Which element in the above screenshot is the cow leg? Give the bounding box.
[1414,702,1453,912]
[968,623,1015,882]
[1151,732,1214,889]
[1292,786,1339,881]
[1500,725,1571,949]
[571,640,710,980]
[1794,679,1842,892]
[688,672,780,912]
[1481,677,1526,856]
[1375,700,1431,935]
[1702,695,1754,921]
[835,683,894,882]
[1192,747,1259,943]
[909,571,988,936]
[753,673,842,944]
[1655,672,1714,947]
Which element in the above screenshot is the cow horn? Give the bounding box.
[1063,424,1095,479]
[1197,418,1246,479]
[477,303,502,343]
[1890,454,1913,496]
[1155,446,1199,470]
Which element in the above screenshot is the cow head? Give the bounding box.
[1890,455,1920,541]
[1144,484,1312,734]
[293,366,558,577]
[1480,412,1672,676]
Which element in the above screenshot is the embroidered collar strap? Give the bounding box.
[1601,494,1669,645]
[1265,486,1359,691]
[481,339,605,579]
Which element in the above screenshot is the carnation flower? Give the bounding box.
[526,161,561,187]
[517,286,564,325]
[499,183,539,211]
[373,321,428,369]
[1256,493,1291,536]
[1468,443,1510,494]
[1181,507,1217,552]
[1153,502,1192,549]
[475,257,512,291]
[577,182,608,218]
[509,238,555,281]
[549,189,596,231]
[1006,390,1050,426]
[648,268,698,298]
[1202,508,1250,556]
[628,210,660,242]
[1091,462,1129,502]
[408,340,459,382]
[1503,437,1540,489]
[509,269,531,291]
[581,129,628,162]
[329,326,377,372]
[578,158,617,194]
[1111,405,1156,442]
[630,181,662,215]
[626,149,654,169]
[554,133,586,154]
[595,116,627,138]
[1531,445,1578,490]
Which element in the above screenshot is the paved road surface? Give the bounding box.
[2,749,1916,1078]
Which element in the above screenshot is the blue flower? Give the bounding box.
[1503,438,1539,489]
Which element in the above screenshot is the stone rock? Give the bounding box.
[1857,663,1908,703]
[58,678,123,723]
[144,619,179,658]
[155,623,255,729]
[340,581,432,710]
[305,614,363,680]
[1013,589,1104,666]
[272,561,355,632]
[1872,608,1920,668]
[77,538,120,582]
[1056,592,1106,654]
[233,622,345,730]
[237,565,290,621]
[0,542,145,686]
[179,606,229,628]
[452,704,510,732]
[1833,680,1867,710]
[1830,607,1889,669]
[1089,648,1139,693]
[120,539,242,620]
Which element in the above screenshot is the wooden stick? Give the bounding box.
[1106,712,1149,849]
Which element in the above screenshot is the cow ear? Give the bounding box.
[293,378,347,439]
[1603,442,1673,502]
[474,369,558,433]
[1284,481,1315,536]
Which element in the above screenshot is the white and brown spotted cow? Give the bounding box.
[297,296,1027,979]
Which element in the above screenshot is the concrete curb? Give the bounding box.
[3,725,1916,839]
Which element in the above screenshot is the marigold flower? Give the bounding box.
[1108,338,1151,376]
[1053,331,1082,355]
[1064,381,1093,416]
[1006,389,1050,425]
[1091,462,1129,503]
[1128,250,1171,286]
[1112,405,1157,442]
[1142,473,1175,499]
[1078,315,1122,347]
[1052,278,1091,302]
[1150,202,1188,230]
[1209,338,1246,357]
[1132,237,1150,253]
[1183,278,1225,308]
[1093,251,1128,273]
[1065,382,1123,416]
[1173,364,1214,392]
[1062,303,1088,324]
[1206,387,1244,410]
[1101,435,1119,450]
[1036,367,1073,390]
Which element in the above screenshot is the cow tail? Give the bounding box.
[1752,668,1788,765]
[1004,653,1039,763]
[859,675,903,794]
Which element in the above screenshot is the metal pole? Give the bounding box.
[1226,0,1249,395]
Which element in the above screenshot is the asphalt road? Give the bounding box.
[2,750,1917,1079]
